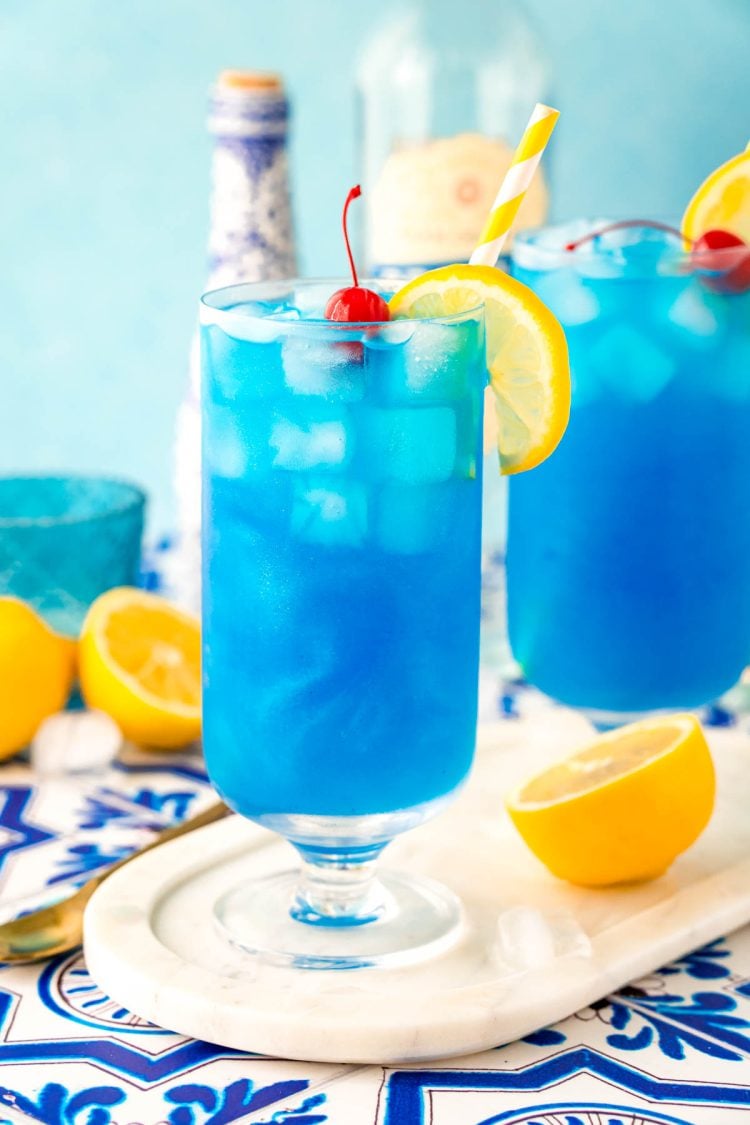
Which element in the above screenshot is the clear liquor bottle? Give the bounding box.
[357,0,550,279]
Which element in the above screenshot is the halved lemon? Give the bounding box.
[389,264,570,474]
[506,714,715,887]
[79,588,201,749]
[682,147,750,245]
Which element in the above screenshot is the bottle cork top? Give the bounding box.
[217,70,282,92]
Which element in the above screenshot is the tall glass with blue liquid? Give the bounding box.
[507,222,750,724]
[201,280,485,967]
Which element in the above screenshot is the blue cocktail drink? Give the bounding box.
[507,222,750,721]
[200,278,485,966]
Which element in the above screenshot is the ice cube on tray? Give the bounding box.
[31,710,122,777]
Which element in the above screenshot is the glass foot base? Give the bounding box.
[214,869,464,970]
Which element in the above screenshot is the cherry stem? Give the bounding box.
[565,219,693,252]
[342,184,362,288]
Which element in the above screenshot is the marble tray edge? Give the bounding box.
[83,816,750,1065]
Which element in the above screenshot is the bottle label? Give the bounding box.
[368,132,549,269]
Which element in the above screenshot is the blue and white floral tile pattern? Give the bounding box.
[2,703,750,1122]
[0,1064,333,1125]
[2,929,750,1122]
[0,753,211,921]
[0,949,340,1123]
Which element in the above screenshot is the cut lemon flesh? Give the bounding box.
[389,264,570,474]
[506,715,715,887]
[682,149,750,245]
[79,588,201,749]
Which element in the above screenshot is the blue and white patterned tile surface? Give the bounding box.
[2,682,750,1124]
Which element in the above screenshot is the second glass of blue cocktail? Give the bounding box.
[200,278,485,967]
[507,221,750,723]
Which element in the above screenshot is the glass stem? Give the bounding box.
[291,847,388,926]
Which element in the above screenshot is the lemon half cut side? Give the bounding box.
[79,587,201,749]
[505,714,716,887]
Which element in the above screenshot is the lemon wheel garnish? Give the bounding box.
[79,587,201,749]
[505,714,715,887]
[682,148,750,245]
[389,264,570,474]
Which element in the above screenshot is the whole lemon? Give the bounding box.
[0,597,77,760]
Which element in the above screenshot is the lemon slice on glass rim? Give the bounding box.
[389,264,570,474]
[682,144,750,246]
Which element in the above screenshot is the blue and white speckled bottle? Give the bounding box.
[172,71,297,610]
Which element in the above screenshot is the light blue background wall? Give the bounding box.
[2,0,749,532]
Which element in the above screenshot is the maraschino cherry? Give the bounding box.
[325,186,390,322]
[565,219,750,294]
[692,228,750,294]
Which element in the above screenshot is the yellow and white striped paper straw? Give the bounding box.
[470,103,560,267]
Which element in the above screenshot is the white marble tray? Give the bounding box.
[83,713,750,1065]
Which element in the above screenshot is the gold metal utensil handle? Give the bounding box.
[0,799,231,964]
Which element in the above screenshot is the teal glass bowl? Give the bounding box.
[0,476,146,636]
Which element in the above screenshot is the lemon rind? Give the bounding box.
[505,714,703,811]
